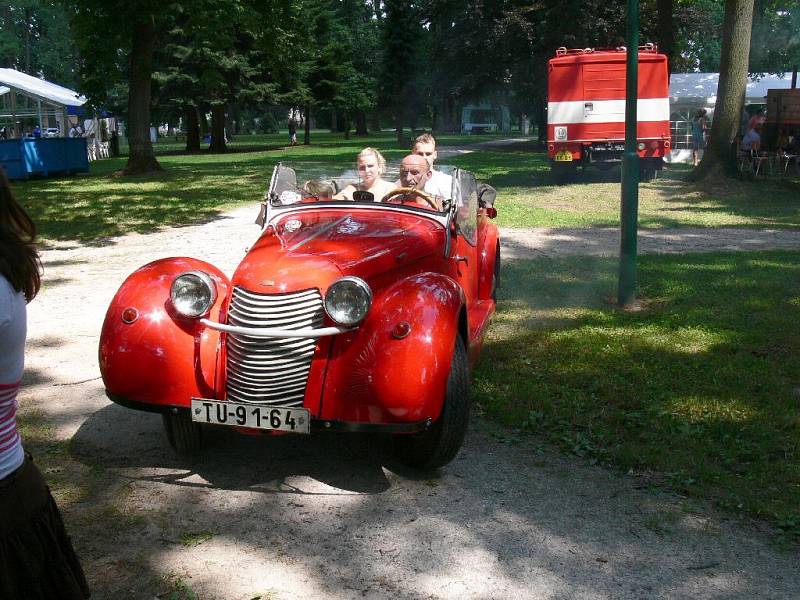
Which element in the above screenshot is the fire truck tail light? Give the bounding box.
[650,141,659,149]
[637,142,646,151]
[548,144,555,152]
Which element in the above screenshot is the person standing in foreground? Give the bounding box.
[0,168,90,599]
[412,133,453,198]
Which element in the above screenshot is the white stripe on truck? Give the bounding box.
[548,98,670,124]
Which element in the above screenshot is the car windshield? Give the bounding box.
[268,162,455,212]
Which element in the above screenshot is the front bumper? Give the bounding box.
[107,392,433,434]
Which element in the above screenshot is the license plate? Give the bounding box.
[191,399,310,434]
[555,151,573,162]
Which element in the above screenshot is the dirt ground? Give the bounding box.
[23,202,800,599]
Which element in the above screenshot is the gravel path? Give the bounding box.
[23,203,800,599]
[501,226,800,259]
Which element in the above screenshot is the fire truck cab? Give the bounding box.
[546,44,671,184]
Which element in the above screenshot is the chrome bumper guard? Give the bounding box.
[200,318,350,338]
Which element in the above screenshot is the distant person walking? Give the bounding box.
[691,109,708,167]
[288,119,298,146]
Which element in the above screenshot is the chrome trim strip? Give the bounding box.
[201,318,349,338]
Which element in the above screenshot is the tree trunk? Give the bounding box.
[370,109,380,132]
[330,108,337,133]
[656,0,675,74]
[185,105,200,153]
[304,105,311,145]
[209,104,227,152]
[355,110,368,135]
[395,107,404,143]
[122,16,161,175]
[692,0,755,180]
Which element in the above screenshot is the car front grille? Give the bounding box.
[225,286,323,407]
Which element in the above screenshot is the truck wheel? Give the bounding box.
[393,336,470,470]
[162,411,203,457]
[551,163,577,184]
[639,159,660,182]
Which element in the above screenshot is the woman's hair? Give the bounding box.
[357,147,386,175]
[0,169,41,302]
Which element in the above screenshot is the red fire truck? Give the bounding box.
[547,44,671,183]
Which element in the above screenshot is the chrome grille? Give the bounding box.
[225,287,323,407]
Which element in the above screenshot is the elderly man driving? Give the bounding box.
[384,154,442,210]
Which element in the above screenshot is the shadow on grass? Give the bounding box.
[477,251,800,533]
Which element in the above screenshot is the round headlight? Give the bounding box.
[170,271,217,318]
[324,277,372,327]
[637,142,646,151]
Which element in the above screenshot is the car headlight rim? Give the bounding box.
[170,270,217,318]
[324,276,372,327]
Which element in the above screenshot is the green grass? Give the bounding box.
[449,146,800,229]
[15,131,505,242]
[474,250,800,536]
[12,135,800,242]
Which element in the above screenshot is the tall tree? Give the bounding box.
[381,0,420,142]
[693,0,756,179]
[68,0,168,174]
[0,1,79,87]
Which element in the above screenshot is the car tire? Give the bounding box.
[393,336,470,470]
[162,411,203,457]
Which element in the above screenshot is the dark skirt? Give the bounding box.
[0,454,90,600]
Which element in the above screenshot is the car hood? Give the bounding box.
[232,209,445,291]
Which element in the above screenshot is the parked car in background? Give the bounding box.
[43,127,60,138]
[99,162,500,470]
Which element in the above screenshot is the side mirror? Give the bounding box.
[477,183,497,208]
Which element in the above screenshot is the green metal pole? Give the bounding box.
[618,0,640,308]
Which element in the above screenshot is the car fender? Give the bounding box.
[99,258,231,409]
[321,272,465,424]
[477,221,500,300]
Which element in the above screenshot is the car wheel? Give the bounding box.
[162,411,203,457]
[394,336,470,470]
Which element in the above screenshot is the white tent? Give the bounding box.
[0,68,87,137]
[667,72,796,161]
[669,72,795,109]
[0,68,86,107]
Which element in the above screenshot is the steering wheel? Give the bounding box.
[381,187,439,210]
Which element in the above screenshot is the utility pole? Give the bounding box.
[618,0,640,308]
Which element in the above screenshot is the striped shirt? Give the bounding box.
[0,381,23,478]
[0,275,25,480]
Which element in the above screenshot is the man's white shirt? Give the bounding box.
[424,169,453,198]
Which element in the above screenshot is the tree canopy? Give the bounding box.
[2,0,798,174]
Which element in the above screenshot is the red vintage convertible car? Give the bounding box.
[99,163,499,469]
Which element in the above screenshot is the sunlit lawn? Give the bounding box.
[475,251,800,536]
[12,133,800,242]
[449,146,800,229]
[14,131,505,242]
